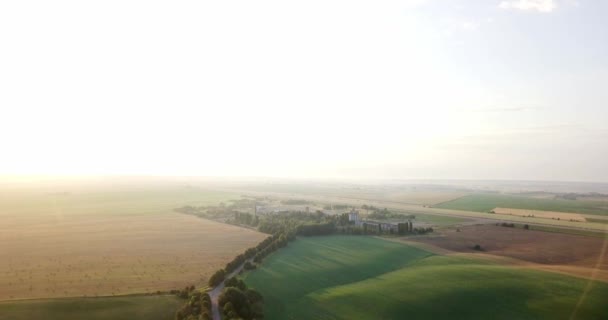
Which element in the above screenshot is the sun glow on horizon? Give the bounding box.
[1,0,607,182]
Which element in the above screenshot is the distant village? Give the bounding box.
[254,202,429,236]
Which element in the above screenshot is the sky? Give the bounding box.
[0,0,607,182]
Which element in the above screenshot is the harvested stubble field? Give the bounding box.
[409,224,608,281]
[0,183,266,301]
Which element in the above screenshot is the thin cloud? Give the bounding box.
[499,0,557,13]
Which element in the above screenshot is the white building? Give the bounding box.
[348,209,360,223]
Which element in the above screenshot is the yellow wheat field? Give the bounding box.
[0,182,266,301]
[0,212,265,301]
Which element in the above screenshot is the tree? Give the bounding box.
[244,261,256,270]
[225,277,247,291]
[246,289,264,319]
[208,269,226,287]
[223,301,237,318]
[200,293,212,320]
[219,288,248,309]
[219,287,249,318]
[245,289,263,304]
[175,310,184,320]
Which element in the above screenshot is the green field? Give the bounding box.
[0,295,182,320]
[243,236,608,320]
[435,193,608,216]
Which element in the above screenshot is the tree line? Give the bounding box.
[365,207,415,220]
[234,211,259,227]
[323,204,349,210]
[297,222,335,236]
[209,230,296,288]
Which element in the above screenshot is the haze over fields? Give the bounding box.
[1,0,607,182]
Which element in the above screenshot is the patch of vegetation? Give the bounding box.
[175,203,248,221]
[497,222,516,228]
[174,289,212,320]
[323,204,349,210]
[177,203,341,234]
[243,261,256,271]
[0,295,183,320]
[219,278,264,320]
[435,193,608,216]
[256,211,340,235]
[364,207,415,220]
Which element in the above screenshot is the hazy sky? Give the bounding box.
[1,0,607,182]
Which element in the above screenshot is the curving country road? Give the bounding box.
[209,259,252,320]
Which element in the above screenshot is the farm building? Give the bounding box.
[348,209,360,224]
[358,220,413,235]
[361,221,399,234]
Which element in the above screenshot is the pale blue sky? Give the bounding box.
[0,0,606,181]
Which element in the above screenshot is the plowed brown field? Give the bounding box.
[409,224,608,281]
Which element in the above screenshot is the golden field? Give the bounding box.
[0,181,266,301]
